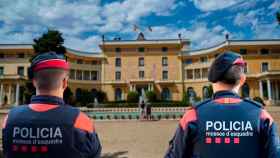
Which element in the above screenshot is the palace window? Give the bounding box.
[17,66,24,76]
[200,57,208,63]
[76,70,83,80]
[139,71,145,79]
[115,71,121,80]
[261,62,269,72]
[244,63,248,73]
[115,47,121,53]
[91,71,98,80]
[139,57,144,67]
[184,59,192,65]
[260,48,269,55]
[241,83,250,98]
[138,47,145,52]
[202,68,208,78]
[115,88,122,101]
[162,47,168,52]
[0,67,4,75]
[162,71,168,80]
[186,69,193,79]
[115,58,121,67]
[162,57,168,66]
[17,53,25,58]
[77,59,83,64]
[161,88,171,101]
[70,69,76,79]
[84,71,90,80]
[240,49,247,55]
[92,60,98,65]
[194,69,201,79]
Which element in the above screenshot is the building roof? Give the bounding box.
[184,39,280,56]
[0,43,103,58]
[0,43,33,49]
[100,39,190,46]
[66,48,103,58]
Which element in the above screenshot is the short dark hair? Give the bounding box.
[34,69,68,92]
[220,65,244,85]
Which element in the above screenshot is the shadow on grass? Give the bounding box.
[101,151,128,158]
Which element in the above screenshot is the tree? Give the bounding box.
[277,12,280,24]
[33,29,66,54]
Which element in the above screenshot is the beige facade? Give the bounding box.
[0,38,280,106]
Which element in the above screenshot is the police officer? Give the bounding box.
[2,52,102,158]
[165,51,280,158]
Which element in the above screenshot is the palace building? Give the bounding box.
[0,34,280,106]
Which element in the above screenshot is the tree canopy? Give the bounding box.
[33,29,66,54]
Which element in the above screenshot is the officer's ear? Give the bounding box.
[62,75,68,90]
[32,78,37,89]
[239,74,246,87]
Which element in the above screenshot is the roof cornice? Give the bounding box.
[184,39,280,56]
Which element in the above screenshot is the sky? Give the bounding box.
[0,0,279,52]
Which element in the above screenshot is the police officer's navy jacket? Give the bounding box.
[165,91,280,158]
[2,95,102,158]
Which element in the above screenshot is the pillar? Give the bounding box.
[276,81,279,100]
[267,79,272,100]
[150,84,154,91]
[129,84,133,91]
[259,80,263,98]
[15,83,20,105]
[0,83,3,105]
[8,84,11,104]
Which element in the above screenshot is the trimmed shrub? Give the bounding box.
[96,91,107,103]
[181,92,190,106]
[165,114,169,119]
[127,91,140,103]
[253,97,266,106]
[145,91,157,102]
[106,115,111,120]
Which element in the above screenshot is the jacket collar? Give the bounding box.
[213,91,240,99]
[30,95,65,105]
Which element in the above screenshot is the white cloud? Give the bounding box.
[0,0,179,51]
[64,35,102,52]
[189,0,244,12]
[234,11,259,27]
[142,23,235,49]
[269,0,280,10]
[254,22,280,39]
[99,0,177,32]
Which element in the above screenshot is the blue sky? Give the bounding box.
[0,0,279,52]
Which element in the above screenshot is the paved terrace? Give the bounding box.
[0,106,279,158]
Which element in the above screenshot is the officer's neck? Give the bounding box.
[36,89,64,99]
[213,82,239,94]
